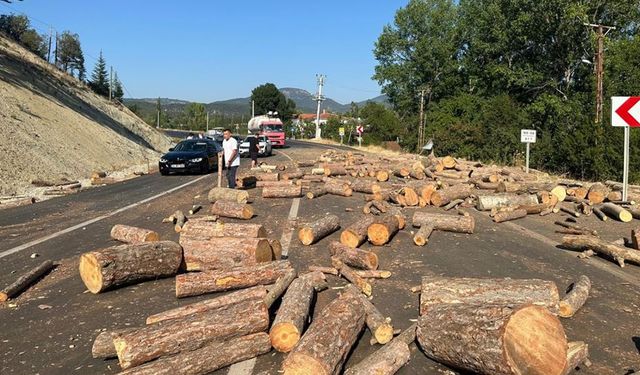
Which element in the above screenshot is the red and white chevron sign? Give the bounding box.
[612,96,640,127]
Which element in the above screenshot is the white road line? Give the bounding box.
[0,175,209,259]
[227,197,301,375]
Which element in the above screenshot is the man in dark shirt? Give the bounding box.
[248,134,259,168]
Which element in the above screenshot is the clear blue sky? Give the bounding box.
[1,0,408,103]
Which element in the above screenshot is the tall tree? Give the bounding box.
[89,51,109,97]
[56,31,85,79]
[111,72,124,102]
[184,103,207,129]
[0,14,46,58]
[250,83,296,121]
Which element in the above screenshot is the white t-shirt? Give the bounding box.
[223,137,240,167]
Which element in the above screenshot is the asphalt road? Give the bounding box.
[1,140,639,375]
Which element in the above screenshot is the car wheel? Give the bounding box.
[160,169,169,176]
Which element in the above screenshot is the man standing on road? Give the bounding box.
[222,129,240,188]
[248,133,259,168]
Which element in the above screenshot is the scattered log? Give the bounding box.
[172,210,187,232]
[567,186,588,200]
[254,172,279,181]
[476,193,538,211]
[207,187,249,203]
[518,203,552,214]
[324,165,348,176]
[441,156,457,169]
[306,187,327,199]
[113,298,269,370]
[599,202,632,222]
[329,241,378,270]
[420,276,560,315]
[559,206,581,218]
[344,284,393,344]
[175,260,293,298]
[210,200,254,220]
[92,328,137,359]
[563,341,591,375]
[256,180,293,188]
[587,183,609,204]
[110,224,159,244]
[350,179,381,194]
[282,170,304,180]
[118,333,272,375]
[308,265,339,275]
[297,160,316,167]
[269,239,283,260]
[354,270,392,279]
[332,258,372,296]
[554,221,597,236]
[0,260,55,302]
[282,288,366,375]
[264,269,298,308]
[345,325,415,375]
[340,216,377,248]
[559,275,591,318]
[298,214,340,245]
[417,304,567,375]
[262,184,302,198]
[376,170,390,182]
[430,184,474,207]
[146,286,267,324]
[493,208,527,223]
[562,235,640,268]
[188,205,201,215]
[412,212,475,234]
[413,224,434,246]
[181,237,272,271]
[324,180,353,197]
[79,241,182,294]
[270,271,328,352]
[180,221,267,240]
[367,215,400,246]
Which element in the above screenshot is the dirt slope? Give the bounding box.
[0,34,173,196]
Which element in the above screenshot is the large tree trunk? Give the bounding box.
[210,200,254,220]
[412,212,475,233]
[146,286,267,324]
[262,184,302,198]
[599,202,632,222]
[367,215,400,246]
[79,241,182,294]
[298,214,341,245]
[110,225,159,244]
[420,276,560,315]
[340,216,377,248]
[175,260,292,298]
[282,289,366,375]
[559,275,591,318]
[344,284,393,344]
[0,260,55,302]
[181,237,273,271]
[270,272,328,352]
[345,325,415,375]
[430,184,474,207]
[113,298,269,370]
[118,333,272,375]
[476,193,538,211]
[587,183,609,204]
[180,221,267,239]
[329,241,378,270]
[417,304,568,375]
[92,328,137,359]
[562,235,640,267]
[207,187,249,203]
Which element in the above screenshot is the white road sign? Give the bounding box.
[521,129,537,143]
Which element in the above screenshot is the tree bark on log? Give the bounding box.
[175,260,293,298]
[344,325,415,375]
[92,328,137,359]
[329,241,378,270]
[180,221,267,240]
[493,208,527,223]
[282,170,304,180]
[308,265,339,275]
[417,304,567,375]
[587,183,609,204]
[476,193,538,211]
[254,172,279,181]
[282,288,366,375]
[110,225,159,244]
[210,200,254,220]
[256,180,293,188]
[563,341,591,375]
[118,333,272,375]
[355,270,392,279]
[113,299,269,370]
[420,276,560,315]
[412,212,475,234]
[340,216,377,248]
[262,184,302,198]
[173,210,187,232]
[367,215,400,246]
[413,224,434,246]
[207,187,249,203]
[344,284,393,344]
[270,271,328,352]
[264,269,298,308]
[430,184,474,207]
[562,235,640,267]
[324,180,353,197]
[599,202,632,222]
[306,187,327,199]
[350,179,381,194]
[559,275,591,318]
[332,258,372,296]
[79,241,182,294]
[324,165,348,176]
[181,237,273,271]
[269,239,283,260]
[0,260,55,302]
[298,214,340,245]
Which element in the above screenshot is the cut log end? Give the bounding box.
[79,253,102,294]
[504,305,568,375]
[298,228,314,246]
[0,292,8,302]
[270,322,301,353]
[283,354,325,375]
[368,223,391,246]
[340,231,360,248]
[374,323,394,345]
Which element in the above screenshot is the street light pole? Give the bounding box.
[314,74,326,139]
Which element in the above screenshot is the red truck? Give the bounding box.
[247,114,286,147]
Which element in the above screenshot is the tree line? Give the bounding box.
[0,13,125,102]
[373,0,640,182]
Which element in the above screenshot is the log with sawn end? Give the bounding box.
[0,260,55,302]
[329,241,378,270]
[332,257,372,296]
[344,284,393,344]
[110,224,159,244]
[559,275,591,318]
[210,200,254,220]
[298,214,340,245]
[340,216,377,248]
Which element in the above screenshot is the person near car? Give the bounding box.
[248,133,259,168]
[222,129,240,188]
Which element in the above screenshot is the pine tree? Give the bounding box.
[89,51,109,97]
[111,72,124,102]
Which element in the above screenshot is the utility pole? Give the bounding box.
[251,100,255,118]
[584,23,616,124]
[109,66,113,101]
[314,74,326,139]
[206,111,209,132]
[54,32,59,68]
[418,89,426,152]
[47,26,53,64]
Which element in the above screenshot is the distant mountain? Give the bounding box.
[123,88,389,120]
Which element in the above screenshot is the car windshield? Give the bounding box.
[262,124,283,132]
[173,141,208,152]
